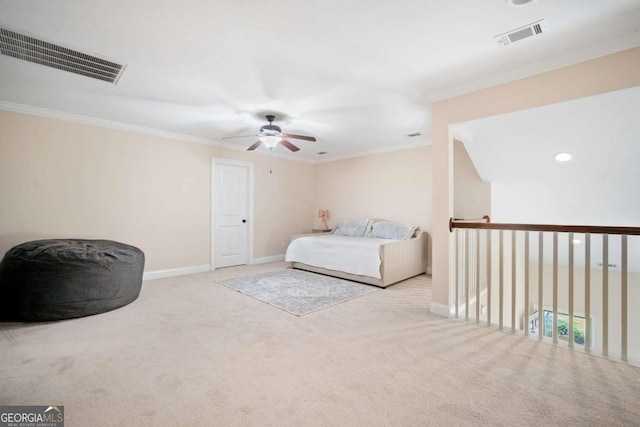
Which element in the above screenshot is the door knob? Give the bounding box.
[242,219,247,223]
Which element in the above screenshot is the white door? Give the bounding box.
[213,161,251,268]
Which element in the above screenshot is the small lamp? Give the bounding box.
[318,209,329,230]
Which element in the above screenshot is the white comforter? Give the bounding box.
[285,234,399,279]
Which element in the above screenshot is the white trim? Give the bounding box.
[428,40,640,102]
[314,138,431,163]
[0,100,217,145]
[430,302,452,318]
[0,101,317,162]
[252,255,286,265]
[211,158,254,270]
[143,264,211,281]
[451,128,472,145]
[0,100,429,164]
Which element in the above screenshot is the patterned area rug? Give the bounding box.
[219,269,379,316]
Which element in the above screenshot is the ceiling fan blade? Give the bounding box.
[281,139,300,152]
[283,133,316,142]
[222,134,258,140]
[247,140,262,151]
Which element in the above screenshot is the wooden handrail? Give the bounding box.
[449,216,490,232]
[452,215,491,223]
[449,218,640,236]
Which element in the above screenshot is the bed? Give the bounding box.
[285,219,428,288]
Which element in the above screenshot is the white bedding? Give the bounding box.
[285,234,400,279]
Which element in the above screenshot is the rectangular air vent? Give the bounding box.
[597,263,619,269]
[0,25,126,83]
[495,19,546,46]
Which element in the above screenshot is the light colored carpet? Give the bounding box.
[1,261,639,426]
[219,269,379,316]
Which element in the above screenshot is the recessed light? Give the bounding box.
[554,152,572,162]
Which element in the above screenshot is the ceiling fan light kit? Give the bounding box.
[260,135,281,148]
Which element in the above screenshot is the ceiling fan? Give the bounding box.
[222,115,316,152]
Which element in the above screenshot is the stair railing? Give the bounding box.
[449,217,640,363]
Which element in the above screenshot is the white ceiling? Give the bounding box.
[1,0,640,161]
[454,86,640,185]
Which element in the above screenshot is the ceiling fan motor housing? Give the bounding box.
[260,124,282,135]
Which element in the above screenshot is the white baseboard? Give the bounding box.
[252,255,285,264]
[143,264,211,281]
[430,302,452,318]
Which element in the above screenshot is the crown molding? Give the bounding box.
[427,40,640,102]
[313,138,432,163]
[0,100,428,164]
[0,100,216,144]
[0,100,317,162]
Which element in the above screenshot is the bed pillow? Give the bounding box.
[364,218,385,237]
[334,219,369,237]
[367,221,417,240]
[364,218,389,237]
[364,218,391,239]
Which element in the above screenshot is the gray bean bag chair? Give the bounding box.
[0,239,144,322]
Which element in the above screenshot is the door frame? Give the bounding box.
[210,158,254,271]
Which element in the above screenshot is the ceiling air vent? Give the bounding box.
[495,19,546,46]
[0,25,126,84]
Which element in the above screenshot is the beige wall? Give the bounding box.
[314,146,432,268]
[0,111,315,271]
[0,110,430,275]
[431,47,640,314]
[247,153,315,258]
[453,140,491,220]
